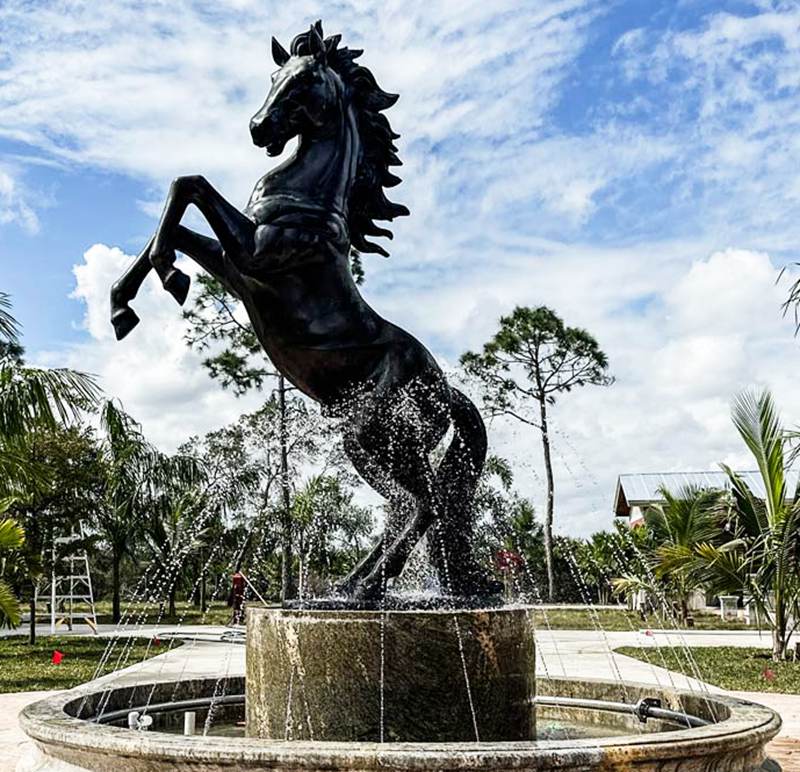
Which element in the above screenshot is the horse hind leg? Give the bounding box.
[334,432,411,595]
[429,387,500,597]
[352,454,443,601]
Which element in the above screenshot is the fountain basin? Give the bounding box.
[18,673,781,771]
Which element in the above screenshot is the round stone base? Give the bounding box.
[245,605,536,742]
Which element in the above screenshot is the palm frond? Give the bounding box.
[694,542,749,595]
[0,364,100,438]
[731,389,785,525]
[0,579,21,629]
[719,464,768,536]
[611,574,655,598]
[0,293,20,345]
[0,517,24,552]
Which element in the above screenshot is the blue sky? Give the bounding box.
[3,0,800,534]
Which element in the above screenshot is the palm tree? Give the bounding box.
[0,293,98,488]
[0,294,99,640]
[694,389,800,661]
[613,485,722,624]
[144,488,209,619]
[574,531,623,605]
[0,294,98,443]
[0,499,25,628]
[96,400,206,622]
[94,400,158,623]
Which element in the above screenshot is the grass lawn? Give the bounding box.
[0,635,179,693]
[616,645,800,694]
[530,607,753,631]
[84,602,753,632]
[91,599,234,626]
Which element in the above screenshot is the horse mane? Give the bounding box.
[290,21,409,257]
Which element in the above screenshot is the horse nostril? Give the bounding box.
[250,121,267,145]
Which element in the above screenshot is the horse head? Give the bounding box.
[250,21,344,156]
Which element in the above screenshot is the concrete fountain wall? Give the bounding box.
[18,673,782,771]
[245,605,537,742]
[17,597,783,772]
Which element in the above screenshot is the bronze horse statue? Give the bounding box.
[110,21,495,602]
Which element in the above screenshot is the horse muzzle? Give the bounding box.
[250,116,289,156]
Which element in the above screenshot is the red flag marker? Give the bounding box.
[51,650,63,665]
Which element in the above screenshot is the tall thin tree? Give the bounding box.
[461,306,613,601]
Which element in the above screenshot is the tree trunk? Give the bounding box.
[199,549,207,612]
[28,510,40,645]
[772,630,786,661]
[680,596,689,627]
[539,398,556,602]
[278,375,294,603]
[111,549,121,624]
[773,593,786,661]
[168,584,177,619]
[28,580,36,645]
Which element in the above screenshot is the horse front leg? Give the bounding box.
[149,175,255,304]
[110,238,154,339]
[110,226,233,340]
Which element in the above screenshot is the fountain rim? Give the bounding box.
[250,603,529,617]
[19,675,782,769]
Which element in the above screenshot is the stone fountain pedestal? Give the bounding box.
[245,605,536,742]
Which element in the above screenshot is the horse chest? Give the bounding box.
[243,257,369,342]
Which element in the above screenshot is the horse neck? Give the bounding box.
[277,104,359,217]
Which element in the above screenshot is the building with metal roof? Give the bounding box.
[613,470,799,526]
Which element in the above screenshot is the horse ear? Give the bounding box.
[308,24,326,62]
[325,33,341,55]
[271,36,290,66]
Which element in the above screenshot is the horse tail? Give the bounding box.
[439,386,487,498]
[431,386,488,592]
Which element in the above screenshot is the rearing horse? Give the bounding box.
[110,21,494,602]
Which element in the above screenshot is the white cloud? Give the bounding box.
[54,243,264,450]
[0,0,605,211]
[58,236,800,539]
[12,1,800,540]
[666,248,783,335]
[610,3,800,248]
[454,246,800,536]
[478,127,676,226]
[0,165,38,233]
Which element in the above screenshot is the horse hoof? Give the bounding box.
[164,269,190,305]
[111,307,140,340]
[351,578,382,602]
[333,577,357,596]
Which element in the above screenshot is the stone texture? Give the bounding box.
[245,605,536,742]
[18,674,783,771]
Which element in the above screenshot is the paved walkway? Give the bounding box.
[4,629,242,772]
[1,691,55,772]
[3,626,798,770]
